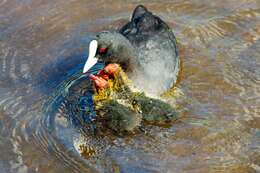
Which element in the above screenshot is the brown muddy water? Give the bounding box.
[0,0,259,173]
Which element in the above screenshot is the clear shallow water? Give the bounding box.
[0,0,259,173]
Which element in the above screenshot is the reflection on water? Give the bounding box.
[0,0,259,173]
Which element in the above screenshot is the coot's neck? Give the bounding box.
[108,36,141,75]
[118,54,140,75]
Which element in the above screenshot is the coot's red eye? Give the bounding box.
[99,47,107,54]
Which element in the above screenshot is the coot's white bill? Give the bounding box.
[83,40,98,73]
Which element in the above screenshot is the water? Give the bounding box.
[0,0,259,172]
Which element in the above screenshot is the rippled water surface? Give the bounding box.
[0,0,260,173]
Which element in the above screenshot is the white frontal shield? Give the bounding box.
[83,40,98,73]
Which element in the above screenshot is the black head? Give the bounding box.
[95,31,137,72]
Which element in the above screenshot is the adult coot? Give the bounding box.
[86,5,179,96]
